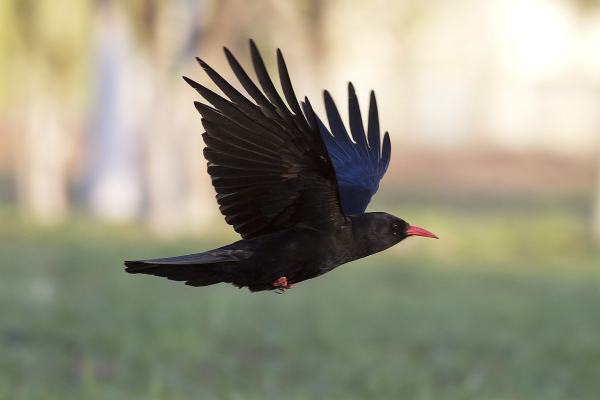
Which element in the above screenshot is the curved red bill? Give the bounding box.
[406,225,439,239]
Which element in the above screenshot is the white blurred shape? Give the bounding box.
[86,4,143,221]
[496,0,574,81]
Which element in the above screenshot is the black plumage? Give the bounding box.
[125,40,437,292]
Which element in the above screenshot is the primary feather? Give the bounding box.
[317,85,391,215]
[184,40,345,238]
[188,41,390,224]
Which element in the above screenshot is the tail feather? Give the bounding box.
[125,249,249,287]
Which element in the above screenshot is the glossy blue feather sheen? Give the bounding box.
[304,84,391,215]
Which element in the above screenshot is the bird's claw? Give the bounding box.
[273,276,294,293]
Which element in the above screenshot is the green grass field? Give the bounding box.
[1,206,600,399]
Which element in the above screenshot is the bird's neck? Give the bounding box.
[348,214,393,258]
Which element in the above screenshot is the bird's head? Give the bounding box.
[352,212,438,254]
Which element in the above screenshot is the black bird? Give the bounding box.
[125,40,438,292]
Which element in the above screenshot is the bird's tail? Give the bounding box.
[124,248,248,287]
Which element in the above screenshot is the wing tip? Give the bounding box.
[248,38,260,59]
[381,131,392,169]
[303,96,314,112]
[348,81,356,94]
[182,75,198,88]
[195,57,210,70]
[223,46,235,61]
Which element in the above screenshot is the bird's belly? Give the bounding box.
[229,224,357,291]
[249,233,349,287]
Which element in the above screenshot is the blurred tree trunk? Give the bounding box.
[134,0,207,235]
[593,151,600,244]
[86,1,143,221]
[137,0,256,235]
[15,83,69,223]
[8,0,90,223]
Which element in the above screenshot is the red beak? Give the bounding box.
[406,225,439,239]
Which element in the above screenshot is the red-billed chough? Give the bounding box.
[125,40,437,292]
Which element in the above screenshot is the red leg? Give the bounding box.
[272,276,295,290]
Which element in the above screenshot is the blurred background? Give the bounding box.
[1,0,600,398]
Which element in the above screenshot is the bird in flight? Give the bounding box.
[125,40,438,292]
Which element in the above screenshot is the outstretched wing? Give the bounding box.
[313,84,391,215]
[183,40,346,239]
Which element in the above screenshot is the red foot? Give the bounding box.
[273,276,294,290]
